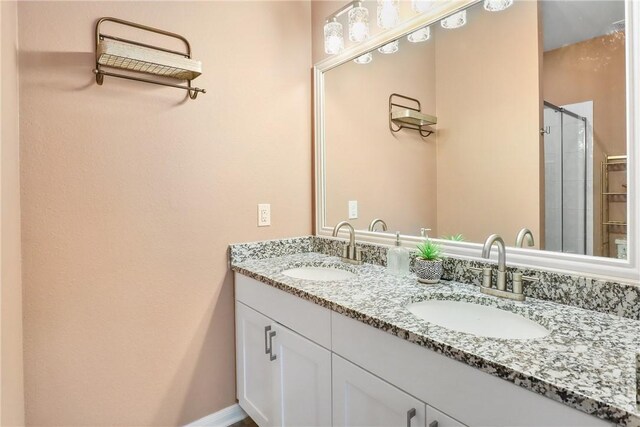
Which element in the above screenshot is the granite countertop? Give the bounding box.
[231,251,640,427]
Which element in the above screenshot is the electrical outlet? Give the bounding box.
[258,204,271,227]
[348,200,358,219]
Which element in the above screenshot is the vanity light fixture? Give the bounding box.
[324,18,344,55]
[407,26,431,43]
[377,0,400,29]
[324,1,371,55]
[353,52,373,64]
[378,40,399,54]
[440,10,467,29]
[483,0,514,12]
[348,2,370,43]
[411,0,434,14]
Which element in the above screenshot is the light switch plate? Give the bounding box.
[348,200,358,219]
[258,204,271,227]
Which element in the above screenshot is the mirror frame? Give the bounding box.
[314,0,640,283]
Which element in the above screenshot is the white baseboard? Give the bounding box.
[184,404,248,427]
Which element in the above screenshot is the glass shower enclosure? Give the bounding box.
[543,101,589,255]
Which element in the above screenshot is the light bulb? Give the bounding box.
[353,52,373,64]
[483,0,513,12]
[440,10,467,29]
[412,0,434,13]
[348,4,369,42]
[324,20,344,55]
[378,40,399,54]
[407,26,431,43]
[377,0,399,29]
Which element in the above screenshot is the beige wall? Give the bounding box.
[1,1,26,425]
[543,33,627,257]
[434,1,541,245]
[18,2,311,425]
[324,39,438,236]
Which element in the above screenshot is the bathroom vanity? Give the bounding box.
[230,238,640,427]
[230,0,640,424]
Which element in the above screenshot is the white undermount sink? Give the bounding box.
[406,300,550,340]
[281,266,356,281]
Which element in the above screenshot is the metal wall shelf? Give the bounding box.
[93,17,206,99]
[389,93,437,138]
[600,154,627,257]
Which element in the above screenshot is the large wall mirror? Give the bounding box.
[315,0,639,279]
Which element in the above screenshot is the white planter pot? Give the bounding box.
[414,258,443,284]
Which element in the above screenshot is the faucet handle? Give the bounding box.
[512,273,538,295]
[512,272,523,294]
[355,247,362,262]
[470,266,492,288]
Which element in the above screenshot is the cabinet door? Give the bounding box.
[272,324,332,427]
[236,302,277,426]
[427,406,467,427]
[333,355,426,427]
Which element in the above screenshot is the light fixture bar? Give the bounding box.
[325,1,361,23]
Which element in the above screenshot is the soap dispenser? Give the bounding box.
[387,232,410,276]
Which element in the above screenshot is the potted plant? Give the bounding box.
[415,239,444,284]
[443,233,464,242]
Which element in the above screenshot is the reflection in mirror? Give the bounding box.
[323,0,627,259]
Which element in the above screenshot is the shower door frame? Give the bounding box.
[543,101,589,255]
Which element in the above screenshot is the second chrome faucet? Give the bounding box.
[473,233,539,302]
[332,221,363,265]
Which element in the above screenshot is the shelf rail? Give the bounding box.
[601,154,628,257]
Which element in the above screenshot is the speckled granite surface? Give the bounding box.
[230,236,640,321]
[229,243,640,426]
[445,258,640,321]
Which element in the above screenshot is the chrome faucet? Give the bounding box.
[482,234,507,291]
[515,228,535,248]
[471,234,539,302]
[420,228,432,238]
[332,221,363,265]
[368,218,388,232]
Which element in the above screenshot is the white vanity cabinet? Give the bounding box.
[235,275,332,427]
[427,406,466,427]
[235,273,612,427]
[236,302,277,426]
[271,322,332,426]
[332,354,427,427]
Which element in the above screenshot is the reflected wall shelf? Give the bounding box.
[93,17,206,99]
[389,93,437,138]
[600,154,627,256]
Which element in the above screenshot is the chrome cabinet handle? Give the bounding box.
[429,421,438,427]
[268,330,277,361]
[406,408,416,427]
[264,325,272,354]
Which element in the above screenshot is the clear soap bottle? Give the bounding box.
[387,232,410,276]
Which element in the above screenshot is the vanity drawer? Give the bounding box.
[234,273,332,349]
[331,312,612,427]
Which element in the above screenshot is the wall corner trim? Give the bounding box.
[184,404,247,427]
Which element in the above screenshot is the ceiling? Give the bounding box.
[541,0,625,52]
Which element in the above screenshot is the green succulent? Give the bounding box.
[442,233,464,242]
[416,239,443,261]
